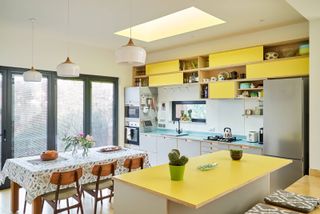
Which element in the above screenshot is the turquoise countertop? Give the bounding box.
[141,129,263,149]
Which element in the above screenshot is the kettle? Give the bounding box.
[247,131,258,143]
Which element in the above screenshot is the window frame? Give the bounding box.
[171,100,206,123]
[0,65,119,164]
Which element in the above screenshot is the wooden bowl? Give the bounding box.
[41,150,58,161]
[230,150,243,161]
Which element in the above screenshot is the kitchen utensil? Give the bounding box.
[299,44,309,55]
[210,77,217,82]
[239,73,246,79]
[281,47,297,57]
[223,127,232,138]
[197,163,218,171]
[265,52,279,60]
[41,150,58,161]
[240,83,250,89]
[247,131,258,143]
[203,78,210,83]
[230,150,243,160]
[259,128,263,144]
[230,71,238,79]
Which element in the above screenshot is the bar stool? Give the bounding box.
[123,156,144,172]
[82,161,117,214]
[41,168,84,214]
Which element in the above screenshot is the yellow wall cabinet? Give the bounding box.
[149,73,183,87]
[209,46,264,68]
[246,56,309,79]
[208,81,238,99]
[146,60,179,75]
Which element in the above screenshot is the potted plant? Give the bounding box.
[168,149,188,181]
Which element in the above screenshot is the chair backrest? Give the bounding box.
[92,161,117,177]
[50,168,83,185]
[124,157,144,172]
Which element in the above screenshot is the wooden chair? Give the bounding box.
[41,168,84,214]
[82,161,117,214]
[123,156,144,172]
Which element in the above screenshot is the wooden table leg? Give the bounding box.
[32,196,42,214]
[11,181,20,213]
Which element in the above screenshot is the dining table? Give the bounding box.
[0,146,150,214]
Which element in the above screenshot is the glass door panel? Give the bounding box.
[91,82,114,146]
[12,74,48,157]
[57,79,84,151]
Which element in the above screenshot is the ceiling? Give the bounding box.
[286,0,320,21]
[0,0,307,52]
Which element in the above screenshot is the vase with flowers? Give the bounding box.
[63,132,95,158]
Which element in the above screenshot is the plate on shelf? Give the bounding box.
[197,162,218,171]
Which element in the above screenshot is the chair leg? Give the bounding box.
[23,192,27,214]
[94,198,98,214]
[41,200,44,212]
[100,190,103,205]
[66,198,70,214]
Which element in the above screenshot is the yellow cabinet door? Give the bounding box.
[209,46,263,67]
[149,73,183,87]
[246,56,309,79]
[146,60,179,75]
[209,81,237,99]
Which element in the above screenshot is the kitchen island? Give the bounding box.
[114,151,291,214]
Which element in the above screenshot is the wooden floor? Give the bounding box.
[0,188,114,214]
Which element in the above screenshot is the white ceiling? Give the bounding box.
[286,0,320,21]
[0,0,306,52]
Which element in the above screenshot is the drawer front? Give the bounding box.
[208,81,237,99]
[146,60,179,75]
[201,142,229,154]
[246,56,309,79]
[229,145,263,155]
[149,73,183,86]
[209,46,263,67]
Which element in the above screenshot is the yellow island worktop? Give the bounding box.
[114,151,291,210]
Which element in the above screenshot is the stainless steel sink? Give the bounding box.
[161,133,189,137]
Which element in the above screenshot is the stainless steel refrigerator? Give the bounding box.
[263,78,309,192]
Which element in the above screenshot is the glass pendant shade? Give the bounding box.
[115,39,146,66]
[23,66,42,82]
[57,57,80,77]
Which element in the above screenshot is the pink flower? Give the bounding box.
[79,132,84,137]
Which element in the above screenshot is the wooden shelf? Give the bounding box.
[238,88,263,91]
[133,75,148,79]
[182,68,199,73]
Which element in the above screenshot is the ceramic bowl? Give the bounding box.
[230,150,243,160]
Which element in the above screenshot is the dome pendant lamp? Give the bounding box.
[57,0,80,77]
[115,0,146,66]
[23,18,42,82]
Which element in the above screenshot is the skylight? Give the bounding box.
[115,7,225,42]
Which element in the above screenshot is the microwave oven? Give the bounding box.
[125,105,139,118]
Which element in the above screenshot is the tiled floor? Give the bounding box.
[0,188,114,214]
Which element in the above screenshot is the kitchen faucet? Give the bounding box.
[174,119,183,134]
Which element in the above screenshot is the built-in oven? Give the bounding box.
[125,122,139,145]
[125,105,139,119]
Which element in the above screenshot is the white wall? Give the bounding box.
[147,22,308,63]
[0,20,132,146]
[309,18,320,170]
[157,85,263,136]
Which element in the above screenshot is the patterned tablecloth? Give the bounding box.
[0,147,150,202]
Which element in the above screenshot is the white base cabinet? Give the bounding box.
[157,136,177,165]
[177,139,201,158]
[139,133,262,166]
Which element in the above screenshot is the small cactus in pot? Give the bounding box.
[168,149,189,181]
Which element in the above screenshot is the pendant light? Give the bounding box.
[115,0,146,66]
[23,18,42,82]
[57,0,80,77]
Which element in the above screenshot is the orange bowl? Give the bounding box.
[40,150,58,161]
